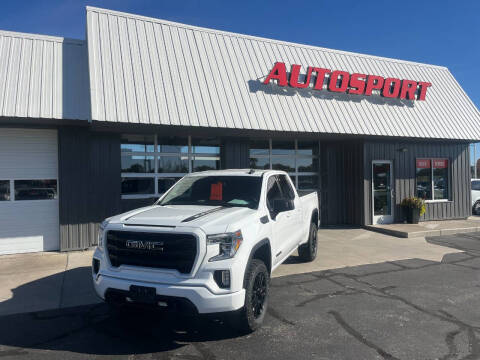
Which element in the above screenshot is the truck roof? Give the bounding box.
[187,169,284,177]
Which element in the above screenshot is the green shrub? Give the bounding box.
[401,197,426,216]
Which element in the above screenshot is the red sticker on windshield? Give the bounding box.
[210,182,223,201]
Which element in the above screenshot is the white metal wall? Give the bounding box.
[0,30,90,121]
[86,6,480,141]
[0,128,59,254]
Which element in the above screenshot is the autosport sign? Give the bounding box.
[263,62,432,101]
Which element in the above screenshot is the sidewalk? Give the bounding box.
[0,250,99,316]
[364,217,480,238]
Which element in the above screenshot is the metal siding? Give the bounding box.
[58,127,121,250]
[84,7,480,140]
[0,30,89,121]
[363,141,470,225]
[320,141,363,225]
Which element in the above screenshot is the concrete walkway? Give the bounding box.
[0,228,463,316]
[0,250,98,316]
[364,216,480,238]
[272,227,462,277]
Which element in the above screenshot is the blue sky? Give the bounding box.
[0,0,479,109]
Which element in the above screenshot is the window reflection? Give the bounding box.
[15,180,57,200]
[121,134,154,152]
[121,155,154,173]
[0,180,10,201]
[121,178,154,195]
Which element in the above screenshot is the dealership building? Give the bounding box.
[0,7,479,255]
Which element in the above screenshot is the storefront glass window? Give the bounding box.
[433,159,448,200]
[157,156,188,173]
[249,157,270,170]
[249,139,319,190]
[470,143,480,179]
[416,158,449,201]
[121,155,154,173]
[120,135,222,197]
[249,140,269,156]
[121,178,155,195]
[121,134,154,152]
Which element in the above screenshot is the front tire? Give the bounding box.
[231,259,269,333]
[474,201,480,215]
[298,222,318,262]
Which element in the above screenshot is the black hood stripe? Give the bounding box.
[181,206,226,223]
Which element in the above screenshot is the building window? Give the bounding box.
[249,139,319,190]
[121,135,222,198]
[14,179,58,201]
[416,158,449,201]
[0,180,10,201]
[191,138,221,172]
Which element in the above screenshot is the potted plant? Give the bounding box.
[401,197,426,224]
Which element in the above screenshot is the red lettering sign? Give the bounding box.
[210,182,223,201]
[416,159,431,169]
[263,62,288,87]
[433,159,448,168]
[263,63,431,101]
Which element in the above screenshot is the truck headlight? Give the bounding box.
[97,220,109,250]
[207,230,243,262]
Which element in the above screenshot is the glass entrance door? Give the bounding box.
[372,161,394,224]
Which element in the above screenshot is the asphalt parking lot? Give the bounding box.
[0,233,480,360]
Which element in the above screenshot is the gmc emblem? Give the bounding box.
[125,240,164,251]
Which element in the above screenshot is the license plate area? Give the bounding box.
[129,285,156,304]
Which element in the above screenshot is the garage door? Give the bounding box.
[0,128,59,255]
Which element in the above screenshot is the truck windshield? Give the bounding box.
[158,175,263,209]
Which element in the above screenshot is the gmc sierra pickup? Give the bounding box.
[92,169,319,332]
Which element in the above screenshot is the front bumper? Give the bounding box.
[93,272,245,314]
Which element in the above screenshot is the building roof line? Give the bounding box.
[0,29,84,45]
[86,6,448,71]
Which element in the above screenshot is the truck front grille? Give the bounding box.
[106,230,197,274]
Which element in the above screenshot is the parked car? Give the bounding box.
[92,169,319,332]
[472,179,480,215]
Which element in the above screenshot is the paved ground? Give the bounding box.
[0,228,461,316]
[0,232,480,359]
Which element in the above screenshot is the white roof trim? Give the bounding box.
[0,29,84,45]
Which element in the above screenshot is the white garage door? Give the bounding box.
[0,128,59,255]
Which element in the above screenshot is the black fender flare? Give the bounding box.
[243,238,272,287]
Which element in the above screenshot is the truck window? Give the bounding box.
[277,175,295,200]
[158,175,263,209]
[266,176,282,212]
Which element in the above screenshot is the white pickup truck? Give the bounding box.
[92,169,319,332]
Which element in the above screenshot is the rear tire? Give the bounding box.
[298,222,318,262]
[230,259,269,333]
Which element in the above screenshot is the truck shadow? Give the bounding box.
[0,269,242,356]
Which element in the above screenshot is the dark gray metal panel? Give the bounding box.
[363,140,470,225]
[320,141,364,226]
[222,138,250,169]
[58,127,121,250]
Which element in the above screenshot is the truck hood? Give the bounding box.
[112,205,257,233]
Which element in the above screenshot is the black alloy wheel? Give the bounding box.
[474,201,480,215]
[252,271,267,319]
[230,259,269,333]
